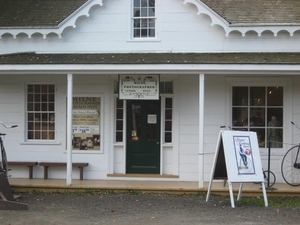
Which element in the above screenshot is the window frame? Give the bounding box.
[130,0,159,40]
[26,83,56,142]
[227,77,292,150]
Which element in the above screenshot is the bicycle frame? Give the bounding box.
[0,122,18,176]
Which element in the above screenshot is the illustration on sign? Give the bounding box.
[119,75,159,100]
[71,97,101,151]
[233,135,255,174]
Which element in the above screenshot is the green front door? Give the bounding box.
[126,100,161,174]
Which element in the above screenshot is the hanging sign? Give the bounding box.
[119,75,159,100]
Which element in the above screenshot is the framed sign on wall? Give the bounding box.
[71,96,103,152]
[118,75,160,100]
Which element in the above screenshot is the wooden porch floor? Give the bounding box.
[8,178,300,196]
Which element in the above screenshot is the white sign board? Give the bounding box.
[206,130,268,208]
[119,75,159,100]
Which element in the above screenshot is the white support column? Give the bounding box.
[199,74,205,189]
[67,74,73,186]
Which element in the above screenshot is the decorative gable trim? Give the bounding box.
[184,0,300,37]
[0,0,103,39]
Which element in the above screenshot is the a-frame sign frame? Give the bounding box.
[206,130,268,208]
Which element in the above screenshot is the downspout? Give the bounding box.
[199,74,205,188]
[67,74,73,186]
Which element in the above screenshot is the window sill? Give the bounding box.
[127,38,161,42]
[63,150,103,154]
[20,141,61,145]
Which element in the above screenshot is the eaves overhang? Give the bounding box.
[184,0,300,37]
[0,0,103,39]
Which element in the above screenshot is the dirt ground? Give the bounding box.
[0,192,299,225]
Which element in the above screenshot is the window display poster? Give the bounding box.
[72,97,101,150]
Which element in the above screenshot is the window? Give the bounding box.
[133,0,156,38]
[27,84,55,140]
[164,98,172,143]
[232,86,283,148]
[115,98,124,142]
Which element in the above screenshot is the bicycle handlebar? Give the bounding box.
[0,122,18,129]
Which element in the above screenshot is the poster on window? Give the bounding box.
[72,97,101,151]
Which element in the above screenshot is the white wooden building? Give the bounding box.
[0,0,300,187]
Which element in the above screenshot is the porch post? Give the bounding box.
[199,74,205,189]
[67,74,73,186]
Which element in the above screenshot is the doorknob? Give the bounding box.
[157,142,160,145]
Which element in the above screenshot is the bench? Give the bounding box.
[8,161,38,179]
[38,162,89,180]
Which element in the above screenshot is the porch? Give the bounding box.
[8,178,300,197]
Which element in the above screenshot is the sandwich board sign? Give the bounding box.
[206,130,268,208]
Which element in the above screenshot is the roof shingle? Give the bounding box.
[0,52,299,64]
[0,0,88,27]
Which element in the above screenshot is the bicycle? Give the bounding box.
[254,169,276,187]
[0,121,18,176]
[281,121,300,186]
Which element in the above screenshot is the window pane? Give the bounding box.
[232,107,248,127]
[117,109,123,119]
[141,0,147,7]
[166,98,172,108]
[134,0,140,7]
[149,0,155,7]
[250,108,264,127]
[148,8,155,16]
[134,9,140,17]
[149,29,155,37]
[141,8,147,17]
[232,87,248,106]
[267,87,283,106]
[134,19,140,28]
[267,108,283,126]
[250,87,265,106]
[165,132,172,143]
[250,128,265,147]
[165,121,172,131]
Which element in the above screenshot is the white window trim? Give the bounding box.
[24,83,57,143]
[127,0,161,42]
[226,77,292,154]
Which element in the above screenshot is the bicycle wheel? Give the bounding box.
[263,170,276,187]
[1,142,8,176]
[281,145,300,186]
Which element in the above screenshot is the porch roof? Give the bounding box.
[0,52,299,65]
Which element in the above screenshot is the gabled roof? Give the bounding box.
[1,0,299,28]
[0,0,300,38]
[0,0,89,27]
[200,0,300,25]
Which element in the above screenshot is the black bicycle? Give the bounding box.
[281,121,300,186]
[0,121,18,176]
[254,169,276,187]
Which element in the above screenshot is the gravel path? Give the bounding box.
[0,192,299,225]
